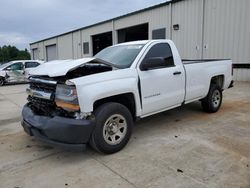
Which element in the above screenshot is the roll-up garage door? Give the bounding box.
[46,44,57,62]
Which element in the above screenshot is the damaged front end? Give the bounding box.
[21,61,114,149]
[22,75,95,150]
[26,77,80,118]
[26,62,113,119]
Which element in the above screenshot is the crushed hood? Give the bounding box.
[29,58,96,77]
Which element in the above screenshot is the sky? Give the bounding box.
[0,0,167,50]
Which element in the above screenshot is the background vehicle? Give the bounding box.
[21,40,233,154]
[0,60,44,86]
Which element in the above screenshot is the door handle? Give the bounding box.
[173,71,182,75]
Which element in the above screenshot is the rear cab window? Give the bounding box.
[25,62,40,68]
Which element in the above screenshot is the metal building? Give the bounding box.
[30,0,250,81]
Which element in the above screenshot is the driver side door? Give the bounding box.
[138,42,185,116]
[5,62,25,82]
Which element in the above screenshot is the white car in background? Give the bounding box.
[0,60,44,86]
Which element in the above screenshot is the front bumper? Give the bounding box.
[21,104,95,151]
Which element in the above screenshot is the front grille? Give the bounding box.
[30,82,56,93]
[27,95,56,116]
[28,95,55,107]
[27,78,57,116]
[27,78,76,118]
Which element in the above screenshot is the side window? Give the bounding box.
[25,62,40,68]
[142,43,174,68]
[9,62,23,70]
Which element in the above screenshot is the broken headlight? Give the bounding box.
[55,84,80,112]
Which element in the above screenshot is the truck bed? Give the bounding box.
[181,59,232,104]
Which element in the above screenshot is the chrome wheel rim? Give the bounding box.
[103,114,127,145]
[212,90,221,108]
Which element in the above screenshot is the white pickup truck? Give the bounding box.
[21,40,233,153]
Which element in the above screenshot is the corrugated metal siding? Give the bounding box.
[39,42,45,61]
[29,0,250,81]
[30,44,37,50]
[72,31,81,59]
[233,69,250,82]
[114,6,170,39]
[30,42,45,61]
[44,38,56,47]
[57,33,73,59]
[172,0,203,59]
[203,0,250,63]
[203,0,250,81]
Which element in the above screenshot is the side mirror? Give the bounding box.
[5,67,12,71]
[140,57,166,71]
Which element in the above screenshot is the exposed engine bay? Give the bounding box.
[32,63,113,83]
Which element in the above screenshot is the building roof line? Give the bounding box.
[30,0,183,45]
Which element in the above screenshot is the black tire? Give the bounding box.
[90,102,133,154]
[0,77,4,86]
[201,84,222,113]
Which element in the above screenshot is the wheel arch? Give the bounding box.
[93,93,137,120]
[210,75,224,89]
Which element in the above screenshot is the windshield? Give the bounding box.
[94,44,144,68]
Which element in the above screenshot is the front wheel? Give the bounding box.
[90,102,133,154]
[201,84,222,113]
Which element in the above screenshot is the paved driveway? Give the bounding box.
[0,82,249,188]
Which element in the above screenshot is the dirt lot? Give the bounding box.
[0,82,249,188]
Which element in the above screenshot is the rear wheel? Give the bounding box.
[201,84,222,113]
[0,77,4,86]
[90,102,133,154]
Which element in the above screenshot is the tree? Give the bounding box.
[0,45,30,63]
